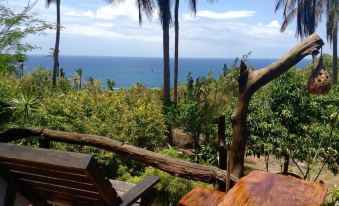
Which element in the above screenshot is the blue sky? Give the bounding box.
[6,0,333,58]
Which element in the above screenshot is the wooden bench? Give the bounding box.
[0,143,159,206]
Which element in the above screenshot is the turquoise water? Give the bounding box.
[26,55,311,88]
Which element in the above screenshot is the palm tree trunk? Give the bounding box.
[173,0,179,103]
[52,0,60,88]
[333,21,337,84]
[163,21,170,103]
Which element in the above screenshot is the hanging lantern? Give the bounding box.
[307,54,331,95]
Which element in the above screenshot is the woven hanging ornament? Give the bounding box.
[307,53,331,95]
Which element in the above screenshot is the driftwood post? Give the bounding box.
[217,115,226,191]
[230,33,324,178]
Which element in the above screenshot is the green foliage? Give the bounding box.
[35,84,165,151]
[0,54,25,74]
[107,79,116,91]
[118,148,212,206]
[0,0,53,54]
[248,68,339,178]
[1,54,338,205]
[18,66,52,96]
[9,92,39,125]
[332,185,339,204]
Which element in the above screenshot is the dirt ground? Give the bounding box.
[244,155,339,188]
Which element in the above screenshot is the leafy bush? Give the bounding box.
[35,84,165,151]
[117,148,212,206]
[332,185,339,205]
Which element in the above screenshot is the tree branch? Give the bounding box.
[247,33,324,96]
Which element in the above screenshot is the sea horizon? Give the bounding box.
[25,55,312,88]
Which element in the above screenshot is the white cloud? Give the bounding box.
[11,0,330,58]
[184,10,256,20]
[65,11,78,17]
[83,10,95,18]
[266,20,281,29]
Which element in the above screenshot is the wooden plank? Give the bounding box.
[1,162,89,183]
[34,187,105,205]
[4,177,16,206]
[0,165,49,206]
[109,180,135,196]
[120,175,159,206]
[16,172,96,192]
[0,171,32,206]
[86,158,122,206]
[0,176,6,205]
[0,143,91,171]
[20,179,102,199]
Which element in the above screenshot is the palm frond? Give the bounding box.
[326,0,338,43]
[281,8,297,32]
[105,0,125,6]
[156,0,172,28]
[189,0,197,15]
[137,0,155,25]
[276,0,324,39]
[45,0,57,8]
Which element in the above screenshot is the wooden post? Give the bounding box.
[39,135,50,149]
[226,149,231,192]
[217,115,226,191]
[229,33,324,178]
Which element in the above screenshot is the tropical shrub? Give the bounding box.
[117,148,212,206]
[35,84,165,151]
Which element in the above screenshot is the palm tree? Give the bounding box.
[75,67,83,89]
[173,0,180,103]
[107,79,116,91]
[156,0,172,103]
[46,0,61,88]
[275,0,322,38]
[326,0,338,84]
[106,0,172,101]
[106,0,155,25]
[276,0,338,84]
[173,0,213,103]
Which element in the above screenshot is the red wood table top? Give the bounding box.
[179,171,327,206]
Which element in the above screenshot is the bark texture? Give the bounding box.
[230,33,324,178]
[333,22,337,84]
[173,0,179,103]
[52,0,60,87]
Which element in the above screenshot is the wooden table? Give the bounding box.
[179,171,328,206]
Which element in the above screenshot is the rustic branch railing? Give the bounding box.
[0,128,238,185]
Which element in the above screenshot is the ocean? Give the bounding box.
[26,55,311,88]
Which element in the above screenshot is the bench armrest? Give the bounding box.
[119,175,159,206]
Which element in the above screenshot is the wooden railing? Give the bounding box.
[0,128,239,187]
